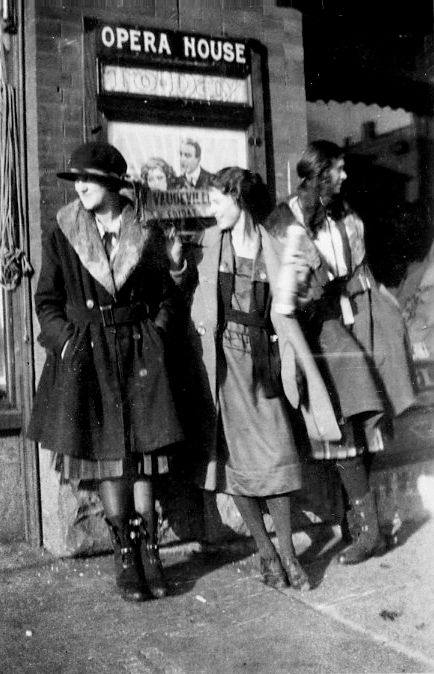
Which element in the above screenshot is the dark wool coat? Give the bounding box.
[174,224,341,492]
[28,198,184,460]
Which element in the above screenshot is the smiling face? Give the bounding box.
[180,143,200,174]
[74,176,112,213]
[328,157,347,195]
[147,167,168,191]
[209,187,241,230]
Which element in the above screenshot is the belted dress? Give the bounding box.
[212,232,301,495]
[285,196,416,460]
[27,197,184,478]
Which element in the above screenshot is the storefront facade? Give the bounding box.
[13,0,312,554]
[2,0,432,554]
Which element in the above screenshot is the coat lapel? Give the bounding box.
[111,203,150,293]
[57,200,116,297]
[57,199,150,298]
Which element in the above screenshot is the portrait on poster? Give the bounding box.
[108,121,248,222]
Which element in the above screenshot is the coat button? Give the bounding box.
[139,368,148,377]
[86,299,94,309]
[259,271,267,281]
[219,263,228,272]
[197,325,206,336]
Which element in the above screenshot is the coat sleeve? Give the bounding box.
[145,227,186,338]
[169,244,199,309]
[34,224,74,356]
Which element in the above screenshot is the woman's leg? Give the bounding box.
[133,477,167,598]
[100,477,133,523]
[266,494,310,591]
[133,478,155,540]
[336,455,385,564]
[99,478,147,602]
[336,455,369,502]
[232,494,288,589]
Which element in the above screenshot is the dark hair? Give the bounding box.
[296,140,344,183]
[210,167,272,228]
[296,140,346,233]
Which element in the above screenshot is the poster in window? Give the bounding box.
[108,121,248,229]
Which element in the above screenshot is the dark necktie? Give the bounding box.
[103,231,116,261]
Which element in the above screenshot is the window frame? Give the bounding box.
[0,285,24,431]
[83,19,274,199]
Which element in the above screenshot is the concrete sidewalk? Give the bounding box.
[1,517,433,673]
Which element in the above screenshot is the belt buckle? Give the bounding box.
[100,304,115,327]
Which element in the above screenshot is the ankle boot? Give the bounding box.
[259,555,289,589]
[130,513,167,599]
[105,518,148,602]
[281,554,311,591]
[337,490,387,565]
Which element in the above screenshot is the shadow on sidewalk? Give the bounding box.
[297,516,429,590]
[164,543,255,596]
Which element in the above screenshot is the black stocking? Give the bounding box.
[99,478,133,527]
[265,494,296,559]
[232,495,276,559]
[336,455,369,503]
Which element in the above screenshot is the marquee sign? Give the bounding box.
[100,65,252,105]
[95,22,251,78]
[145,189,212,221]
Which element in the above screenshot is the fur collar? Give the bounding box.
[57,198,150,297]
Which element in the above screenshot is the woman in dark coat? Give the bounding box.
[28,142,184,601]
[171,167,341,591]
[272,140,416,564]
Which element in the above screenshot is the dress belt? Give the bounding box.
[66,303,149,328]
[223,307,268,329]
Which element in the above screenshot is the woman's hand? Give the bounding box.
[287,251,310,278]
[165,226,184,271]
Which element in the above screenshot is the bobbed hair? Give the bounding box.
[209,167,272,227]
[140,157,178,189]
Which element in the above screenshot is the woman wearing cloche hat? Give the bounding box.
[28,142,184,602]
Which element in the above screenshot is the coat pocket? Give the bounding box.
[62,326,92,372]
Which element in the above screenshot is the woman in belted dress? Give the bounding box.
[28,142,184,601]
[171,167,341,591]
[270,140,416,564]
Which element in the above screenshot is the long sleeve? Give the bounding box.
[34,224,74,356]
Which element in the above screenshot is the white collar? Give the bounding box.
[94,213,122,239]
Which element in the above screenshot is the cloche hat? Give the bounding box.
[57,142,130,186]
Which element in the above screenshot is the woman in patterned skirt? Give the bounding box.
[28,142,184,601]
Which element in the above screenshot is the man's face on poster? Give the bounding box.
[180,143,200,174]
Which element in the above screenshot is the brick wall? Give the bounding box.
[32,0,306,224]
